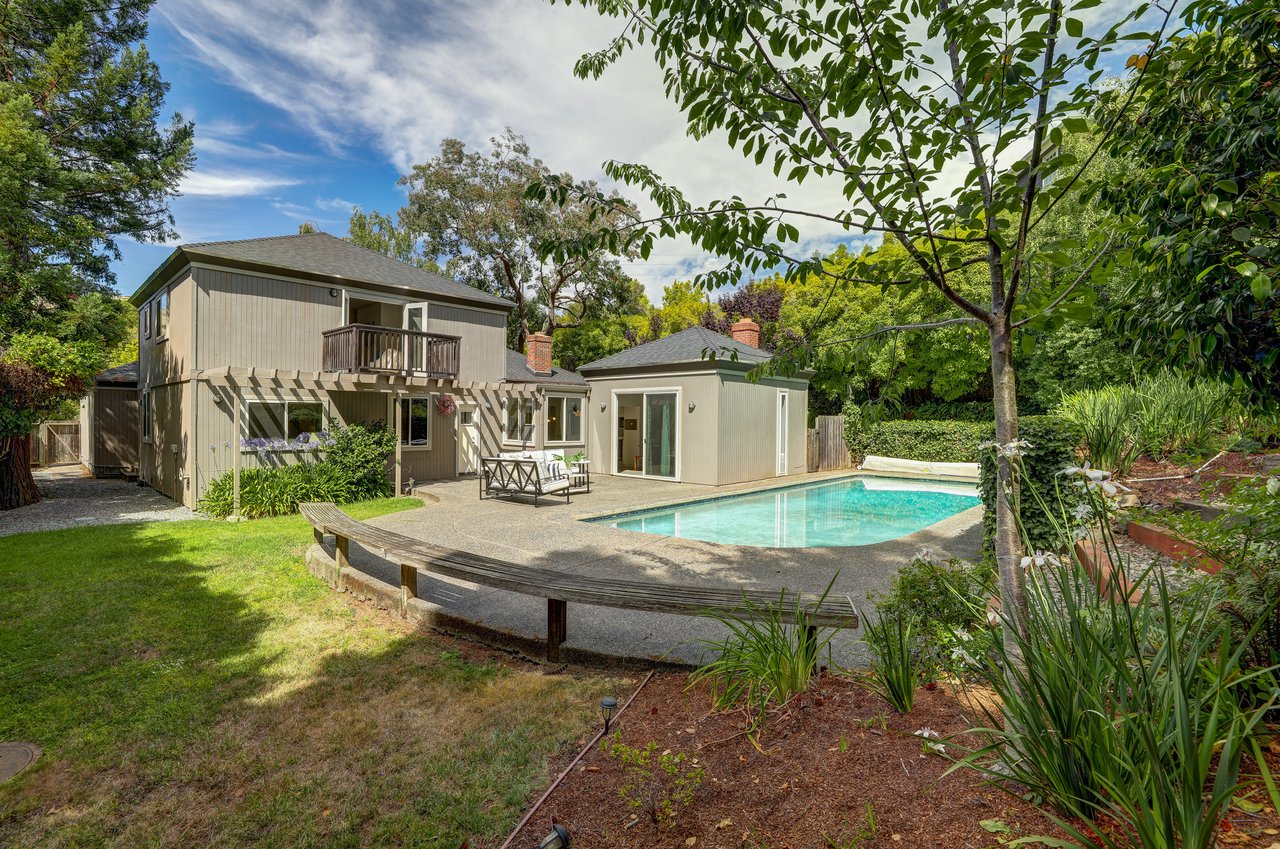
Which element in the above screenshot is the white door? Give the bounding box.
[776,391,789,476]
[404,302,429,370]
[456,406,480,475]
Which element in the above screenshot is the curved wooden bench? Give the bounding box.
[300,502,859,662]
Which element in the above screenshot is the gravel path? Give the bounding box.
[0,467,199,537]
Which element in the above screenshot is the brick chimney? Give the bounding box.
[730,319,760,348]
[526,332,553,374]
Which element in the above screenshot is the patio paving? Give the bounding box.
[345,472,984,667]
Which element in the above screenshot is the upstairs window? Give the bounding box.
[141,303,151,339]
[546,396,583,443]
[156,289,169,340]
[399,398,431,448]
[505,398,535,442]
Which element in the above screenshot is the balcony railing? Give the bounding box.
[322,324,461,378]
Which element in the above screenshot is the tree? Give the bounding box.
[1102,0,1280,403]
[398,129,639,350]
[343,208,442,271]
[536,0,1175,643]
[0,0,192,509]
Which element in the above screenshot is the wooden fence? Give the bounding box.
[32,420,81,467]
[806,415,851,472]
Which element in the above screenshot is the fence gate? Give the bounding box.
[33,420,81,467]
[806,415,851,472]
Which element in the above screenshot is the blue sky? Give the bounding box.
[115,0,1147,302]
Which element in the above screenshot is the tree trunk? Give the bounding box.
[989,319,1028,641]
[0,435,41,510]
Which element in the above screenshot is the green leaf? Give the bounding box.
[1250,274,1272,301]
[980,819,1012,834]
[1065,18,1083,38]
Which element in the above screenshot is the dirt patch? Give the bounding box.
[1122,452,1265,508]
[510,672,1068,849]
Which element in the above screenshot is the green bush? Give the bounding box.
[979,416,1082,555]
[603,736,704,826]
[200,424,396,519]
[845,416,991,463]
[872,556,993,679]
[323,424,397,501]
[904,400,995,422]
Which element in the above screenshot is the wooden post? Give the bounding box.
[312,526,324,545]
[393,393,403,496]
[805,624,819,673]
[232,391,242,518]
[400,562,418,616]
[335,533,350,580]
[547,599,568,662]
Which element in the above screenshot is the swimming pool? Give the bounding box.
[588,476,981,548]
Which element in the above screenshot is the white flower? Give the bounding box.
[982,439,1033,458]
[915,727,946,754]
[1019,551,1062,571]
[1072,503,1095,521]
[1268,477,1280,496]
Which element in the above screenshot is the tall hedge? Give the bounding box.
[844,413,990,463]
[979,416,1083,555]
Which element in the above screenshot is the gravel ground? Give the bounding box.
[0,466,199,537]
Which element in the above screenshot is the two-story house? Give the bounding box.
[130,233,588,508]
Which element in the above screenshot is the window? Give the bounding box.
[141,391,152,441]
[399,398,431,447]
[141,304,151,339]
[244,399,326,445]
[155,289,169,340]
[546,395,583,443]
[505,398,535,442]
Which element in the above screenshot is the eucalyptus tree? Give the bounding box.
[398,129,639,350]
[533,0,1174,635]
[0,0,192,509]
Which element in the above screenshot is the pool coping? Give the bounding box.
[580,473,980,524]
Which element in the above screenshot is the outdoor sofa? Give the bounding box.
[480,450,573,506]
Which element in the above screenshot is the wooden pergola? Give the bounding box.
[190,367,550,517]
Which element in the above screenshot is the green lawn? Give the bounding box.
[0,500,614,848]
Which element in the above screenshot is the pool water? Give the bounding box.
[590,476,981,548]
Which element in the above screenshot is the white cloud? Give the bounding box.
[180,171,302,197]
[316,196,359,212]
[158,0,1140,298]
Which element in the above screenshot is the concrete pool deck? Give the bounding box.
[340,471,984,667]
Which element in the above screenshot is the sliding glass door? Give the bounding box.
[643,392,678,479]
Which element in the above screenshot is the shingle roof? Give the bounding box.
[132,232,514,309]
[95,361,138,385]
[577,326,771,372]
[504,349,588,385]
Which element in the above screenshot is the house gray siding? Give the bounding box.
[425,303,507,384]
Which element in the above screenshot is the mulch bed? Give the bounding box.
[510,672,1067,849]
[1122,452,1265,507]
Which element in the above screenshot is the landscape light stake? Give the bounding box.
[600,696,618,732]
[537,823,570,849]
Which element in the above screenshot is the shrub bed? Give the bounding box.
[200,424,396,518]
[979,415,1082,554]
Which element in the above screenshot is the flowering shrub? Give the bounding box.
[202,425,395,518]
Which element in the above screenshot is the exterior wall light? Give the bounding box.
[328,288,340,298]
[688,401,696,412]
[599,402,606,412]
[600,695,618,732]
[538,823,571,849]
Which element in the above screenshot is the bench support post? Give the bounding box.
[400,562,418,616]
[547,599,567,662]
[804,624,819,673]
[312,526,324,545]
[335,534,350,589]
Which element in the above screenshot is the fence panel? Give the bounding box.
[806,415,851,472]
[33,420,81,466]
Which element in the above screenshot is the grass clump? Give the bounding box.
[860,611,918,713]
[690,582,839,730]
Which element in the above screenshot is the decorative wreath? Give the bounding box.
[435,394,458,417]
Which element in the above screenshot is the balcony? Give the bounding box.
[321,324,461,378]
